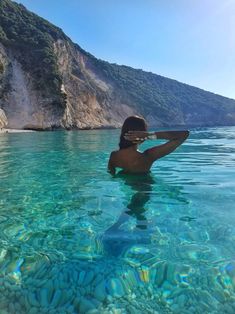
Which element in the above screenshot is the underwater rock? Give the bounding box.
[120,277,132,294]
[59,289,74,307]
[217,274,233,290]
[19,295,25,307]
[58,273,65,289]
[169,287,187,299]
[83,270,94,286]
[94,280,106,302]
[50,289,62,308]
[0,298,8,311]
[8,303,15,313]
[198,301,211,312]
[222,303,234,314]
[73,296,81,312]
[106,278,125,298]
[125,269,139,287]
[2,250,235,314]
[40,288,49,307]
[177,294,187,307]
[45,280,55,303]
[49,267,59,279]
[4,224,26,238]
[28,307,38,314]
[3,279,11,290]
[78,271,86,285]
[196,290,216,310]
[36,279,48,288]
[67,305,76,313]
[226,263,235,278]
[6,256,23,275]
[48,310,58,314]
[138,266,150,283]
[28,291,40,307]
[166,262,178,285]
[161,284,172,300]
[213,288,226,303]
[87,310,100,314]
[34,263,50,279]
[170,303,181,313]
[0,248,7,262]
[176,264,191,287]
[79,297,96,313]
[14,302,21,312]
[92,273,103,286]
[149,267,157,283]
[127,305,136,313]
[155,261,166,287]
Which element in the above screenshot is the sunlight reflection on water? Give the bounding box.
[0,127,235,313]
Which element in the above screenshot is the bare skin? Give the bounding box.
[108,130,189,175]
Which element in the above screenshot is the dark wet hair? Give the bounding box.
[119,116,147,149]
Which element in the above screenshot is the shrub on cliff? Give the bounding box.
[0,0,65,93]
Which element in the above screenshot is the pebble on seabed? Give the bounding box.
[106,278,125,298]
[94,280,106,301]
[1,257,235,313]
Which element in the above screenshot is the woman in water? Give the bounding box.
[108,115,189,175]
[104,116,190,252]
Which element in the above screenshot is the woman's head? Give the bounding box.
[119,116,147,149]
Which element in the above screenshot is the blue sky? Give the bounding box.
[14,0,235,99]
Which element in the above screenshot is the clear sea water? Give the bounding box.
[0,126,235,314]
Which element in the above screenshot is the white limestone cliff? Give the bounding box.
[0,108,8,128]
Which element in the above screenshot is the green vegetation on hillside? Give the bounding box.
[90,58,235,124]
[0,0,66,92]
[0,0,235,126]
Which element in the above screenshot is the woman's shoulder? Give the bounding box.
[109,150,119,160]
[110,150,119,156]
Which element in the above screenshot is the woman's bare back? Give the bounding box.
[108,130,189,175]
[109,148,152,174]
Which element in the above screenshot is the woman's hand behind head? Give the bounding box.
[124,130,149,144]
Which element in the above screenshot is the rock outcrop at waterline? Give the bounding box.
[0,108,8,128]
[0,0,235,130]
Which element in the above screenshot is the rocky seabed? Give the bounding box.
[0,247,235,314]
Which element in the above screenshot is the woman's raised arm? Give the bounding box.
[144,130,189,162]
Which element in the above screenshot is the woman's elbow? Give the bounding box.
[184,130,190,138]
[178,130,190,142]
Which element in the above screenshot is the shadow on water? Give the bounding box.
[102,171,156,257]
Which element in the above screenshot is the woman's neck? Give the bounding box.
[119,144,138,151]
[128,145,138,151]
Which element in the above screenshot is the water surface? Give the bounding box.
[0,127,235,313]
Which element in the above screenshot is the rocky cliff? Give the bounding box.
[0,0,235,130]
[0,108,7,128]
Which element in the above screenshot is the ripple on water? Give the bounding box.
[0,127,235,312]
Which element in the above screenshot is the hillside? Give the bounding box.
[0,0,235,129]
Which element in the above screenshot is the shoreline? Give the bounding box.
[0,128,36,134]
[1,124,235,135]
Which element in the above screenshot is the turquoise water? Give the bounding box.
[0,127,235,313]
